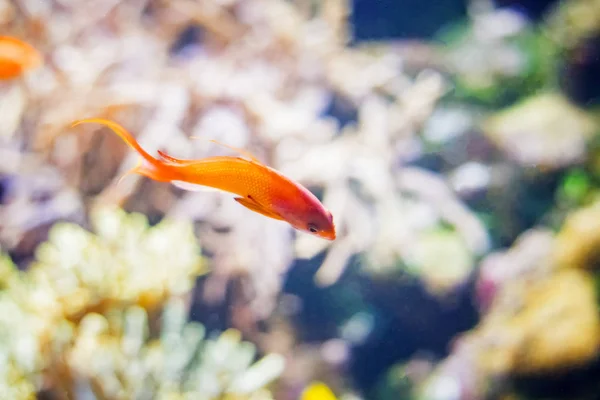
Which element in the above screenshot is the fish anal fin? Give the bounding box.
[172,180,221,193]
[116,158,142,186]
[234,197,284,221]
[116,157,160,184]
[190,136,260,163]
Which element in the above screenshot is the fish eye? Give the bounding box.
[307,223,319,233]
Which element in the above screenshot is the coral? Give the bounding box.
[29,206,205,316]
[414,195,600,399]
[64,301,284,400]
[374,360,428,400]
[546,0,600,50]
[476,229,556,312]
[0,254,47,398]
[415,266,600,399]
[440,9,531,101]
[438,6,559,107]
[403,227,473,294]
[478,268,600,375]
[0,304,37,400]
[0,0,482,397]
[414,200,600,399]
[553,200,600,271]
[343,166,488,297]
[0,152,84,254]
[483,93,595,170]
[1,0,485,319]
[0,208,283,399]
[3,0,598,398]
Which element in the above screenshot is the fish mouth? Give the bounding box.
[320,230,336,241]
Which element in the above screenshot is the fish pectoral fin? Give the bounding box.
[234,197,284,221]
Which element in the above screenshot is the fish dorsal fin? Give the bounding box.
[190,136,260,163]
[234,196,284,221]
[157,150,194,165]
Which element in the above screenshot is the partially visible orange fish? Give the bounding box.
[72,118,336,240]
[301,382,338,400]
[0,36,42,80]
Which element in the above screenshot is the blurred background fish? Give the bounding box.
[0,36,41,79]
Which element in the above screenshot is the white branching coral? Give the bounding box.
[0,254,45,400]
[0,209,284,399]
[65,300,284,400]
[28,207,205,316]
[2,0,488,318]
[0,296,38,400]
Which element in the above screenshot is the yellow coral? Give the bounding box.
[483,93,595,170]
[0,362,36,400]
[27,207,206,320]
[478,269,600,375]
[553,200,600,271]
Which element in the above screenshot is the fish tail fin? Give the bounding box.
[72,118,174,183]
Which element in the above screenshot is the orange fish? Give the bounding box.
[72,118,336,240]
[0,36,42,80]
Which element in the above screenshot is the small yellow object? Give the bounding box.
[300,382,337,400]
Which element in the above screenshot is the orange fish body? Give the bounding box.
[72,118,336,240]
[0,36,42,80]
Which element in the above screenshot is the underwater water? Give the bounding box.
[0,0,599,399]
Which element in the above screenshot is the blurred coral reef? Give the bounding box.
[1,0,600,399]
[0,208,283,399]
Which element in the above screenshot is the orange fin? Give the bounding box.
[72,118,156,165]
[116,157,164,183]
[234,197,284,221]
[171,180,221,193]
[157,150,193,164]
[116,158,143,185]
[190,136,260,163]
[72,118,172,182]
